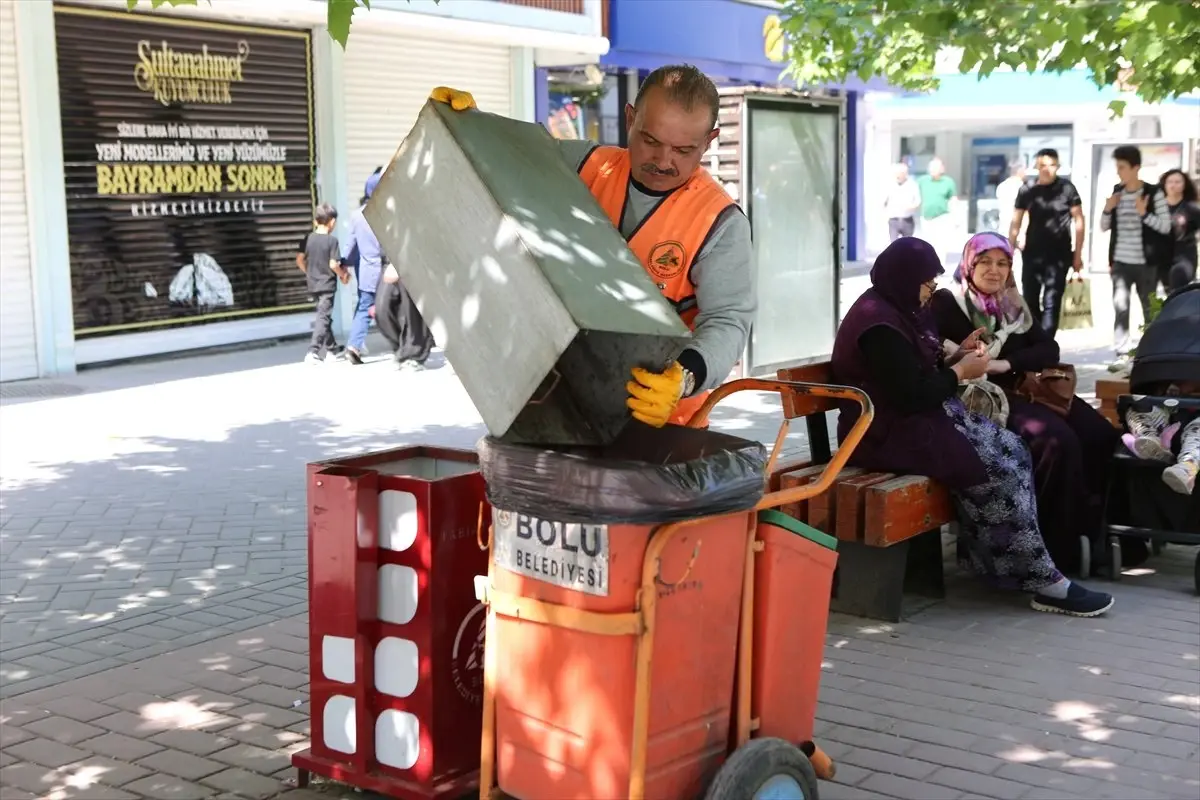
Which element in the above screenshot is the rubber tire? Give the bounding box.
[704,738,819,800]
[1108,536,1123,581]
[1078,536,1091,579]
[1151,539,1164,557]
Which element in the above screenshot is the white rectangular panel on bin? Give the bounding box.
[321,635,356,684]
[379,489,419,552]
[375,637,419,698]
[323,695,357,754]
[376,709,420,770]
[378,564,419,625]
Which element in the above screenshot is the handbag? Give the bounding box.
[959,377,1010,426]
[1059,275,1093,331]
[1015,364,1077,416]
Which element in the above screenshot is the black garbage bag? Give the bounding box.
[477,425,768,525]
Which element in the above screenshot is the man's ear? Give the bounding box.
[624,103,636,132]
[705,128,720,149]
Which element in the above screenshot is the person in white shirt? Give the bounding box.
[995,160,1026,234]
[884,162,922,240]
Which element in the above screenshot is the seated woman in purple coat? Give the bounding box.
[931,232,1122,575]
[831,237,1113,617]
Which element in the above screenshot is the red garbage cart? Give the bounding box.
[476,377,873,800]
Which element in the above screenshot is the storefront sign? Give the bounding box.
[55,6,315,338]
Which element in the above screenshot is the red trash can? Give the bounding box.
[751,509,839,745]
[293,445,490,800]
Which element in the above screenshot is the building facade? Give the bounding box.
[861,69,1200,266]
[0,0,607,382]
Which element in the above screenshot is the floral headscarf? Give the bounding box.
[956,232,1031,338]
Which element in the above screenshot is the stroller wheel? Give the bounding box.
[1078,536,1091,579]
[1151,539,1164,556]
[1108,536,1123,581]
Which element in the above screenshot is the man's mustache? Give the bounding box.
[640,163,678,177]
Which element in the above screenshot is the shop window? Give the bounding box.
[546,70,621,145]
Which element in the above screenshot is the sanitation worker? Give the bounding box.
[429,64,754,428]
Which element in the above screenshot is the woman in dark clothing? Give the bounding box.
[931,232,1121,575]
[832,236,1113,616]
[1160,169,1200,291]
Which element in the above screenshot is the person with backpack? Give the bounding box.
[1101,145,1173,360]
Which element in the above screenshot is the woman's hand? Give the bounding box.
[946,327,987,366]
[960,326,987,353]
[952,351,992,381]
[986,359,1012,375]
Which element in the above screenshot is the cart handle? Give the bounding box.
[685,377,874,513]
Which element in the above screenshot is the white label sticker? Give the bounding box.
[493,509,609,597]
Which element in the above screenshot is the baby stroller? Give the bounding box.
[1100,283,1200,593]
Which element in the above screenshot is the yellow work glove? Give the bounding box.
[429,86,477,111]
[626,362,685,428]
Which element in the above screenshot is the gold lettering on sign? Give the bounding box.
[134,40,250,106]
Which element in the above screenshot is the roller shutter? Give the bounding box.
[0,0,39,381]
[342,30,512,200]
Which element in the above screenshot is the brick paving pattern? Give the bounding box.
[2,334,1197,799]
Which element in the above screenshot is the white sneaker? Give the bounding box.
[1162,461,1198,495]
[398,360,426,373]
[1163,420,1200,495]
[1126,406,1172,462]
[304,352,323,365]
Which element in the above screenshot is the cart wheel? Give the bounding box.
[1151,539,1164,557]
[705,738,819,800]
[1078,536,1091,579]
[1108,536,1122,581]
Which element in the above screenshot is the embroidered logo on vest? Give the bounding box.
[647,240,686,281]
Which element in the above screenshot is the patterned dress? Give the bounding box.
[943,398,1065,591]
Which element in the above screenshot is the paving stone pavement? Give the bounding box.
[2,333,1198,800]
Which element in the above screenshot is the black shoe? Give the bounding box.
[346,347,363,365]
[1031,583,1114,617]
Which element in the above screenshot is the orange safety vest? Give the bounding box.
[578,146,735,425]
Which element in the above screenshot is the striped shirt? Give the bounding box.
[1102,185,1172,265]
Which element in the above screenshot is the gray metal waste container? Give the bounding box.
[365,100,690,447]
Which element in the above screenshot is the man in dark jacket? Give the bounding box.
[1100,145,1173,357]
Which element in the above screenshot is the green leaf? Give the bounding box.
[1173,57,1195,77]
[1108,99,1128,119]
[327,0,360,49]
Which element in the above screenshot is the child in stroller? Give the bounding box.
[1123,383,1200,495]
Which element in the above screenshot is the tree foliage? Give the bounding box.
[777,0,1200,114]
[126,0,438,48]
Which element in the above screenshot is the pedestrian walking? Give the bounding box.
[1009,148,1086,338]
[883,162,921,241]
[377,263,436,371]
[917,157,958,267]
[298,203,350,364]
[1160,168,1200,292]
[342,169,387,365]
[1101,145,1173,360]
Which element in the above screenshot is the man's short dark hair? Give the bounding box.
[314,203,338,226]
[1113,145,1142,168]
[1034,148,1059,164]
[635,64,720,129]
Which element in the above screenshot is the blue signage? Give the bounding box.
[604,0,885,89]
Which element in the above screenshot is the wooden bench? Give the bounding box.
[773,363,956,622]
[1095,378,1129,429]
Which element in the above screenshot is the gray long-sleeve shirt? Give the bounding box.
[556,139,755,392]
